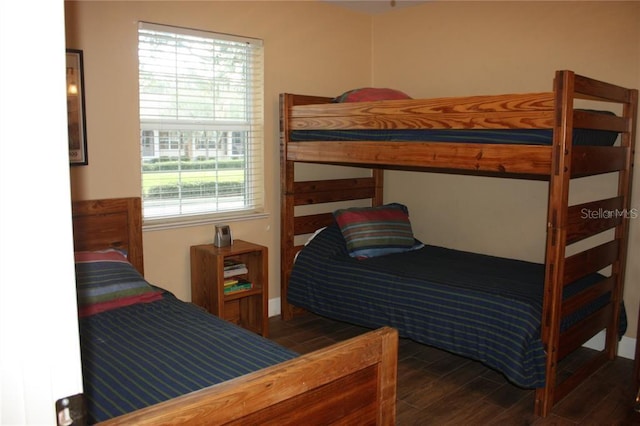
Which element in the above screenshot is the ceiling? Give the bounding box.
[322,0,430,15]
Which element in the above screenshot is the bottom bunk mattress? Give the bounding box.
[79,291,297,423]
[288,225,625,388]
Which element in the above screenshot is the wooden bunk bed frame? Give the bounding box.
[280,70,638,417]
[71,197,398,425]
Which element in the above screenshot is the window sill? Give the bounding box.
[143,211,269,232]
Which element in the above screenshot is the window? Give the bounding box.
[138,22,264,225]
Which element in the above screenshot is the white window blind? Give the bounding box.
[138,22,264,224]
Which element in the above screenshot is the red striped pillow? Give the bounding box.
[333,203,422,258]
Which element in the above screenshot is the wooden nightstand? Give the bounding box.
[190,240,268,337]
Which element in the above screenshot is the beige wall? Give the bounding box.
[64,1,372,302]
[372,1,640,337]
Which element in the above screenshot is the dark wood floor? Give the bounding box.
[268,313,640,425]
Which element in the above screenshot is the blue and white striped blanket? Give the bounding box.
[288,225,623,388]
[80,291,297,423]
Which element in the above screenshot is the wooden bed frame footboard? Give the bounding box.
[279,70,638,417]
[71,198,399,425]
[99,326,398,425]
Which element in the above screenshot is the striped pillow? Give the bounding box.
[334,203,423,259]
[74,249,162,317]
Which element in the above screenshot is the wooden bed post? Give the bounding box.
[536,70,575,417]
[624,89,639,390]
[610,88,637,359]
[372,168,384,206]
[280,93,296,320]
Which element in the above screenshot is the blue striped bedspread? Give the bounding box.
[80,292,297,423]
[288,225,624,388]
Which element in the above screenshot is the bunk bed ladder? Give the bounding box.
[536,70,638,417]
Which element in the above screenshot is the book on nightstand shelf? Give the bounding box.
[223,279,253,294]
[223,259,248,278]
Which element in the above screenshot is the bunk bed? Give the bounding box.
[279,70,638,417]
[71,197,398,425]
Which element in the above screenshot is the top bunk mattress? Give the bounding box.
[290,127,618,146]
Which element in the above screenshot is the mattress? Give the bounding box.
[80,291,297,423]
[288,225,626,388]
[290,126,618,146]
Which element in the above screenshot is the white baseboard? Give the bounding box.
[583,330,635,360]
[268,297,636,360]
[268,297,281,318]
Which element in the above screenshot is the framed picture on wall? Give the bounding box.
[66,49,88,165]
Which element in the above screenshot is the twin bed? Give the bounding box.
[71,197,398,424]
[280,70,637,417]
